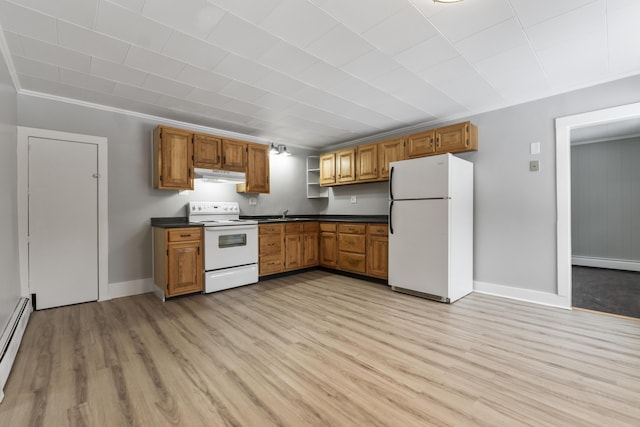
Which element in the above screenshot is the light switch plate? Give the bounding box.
[249,197,257,206]
[530,141,541,155]
[530,160,540,172]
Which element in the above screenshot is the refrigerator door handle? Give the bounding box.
[389,201,394,234]
[389,166,395,200]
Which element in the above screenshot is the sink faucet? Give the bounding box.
[282,209,289,219]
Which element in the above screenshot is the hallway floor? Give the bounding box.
[572,266,640,318]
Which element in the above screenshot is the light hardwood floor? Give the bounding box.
[1,270,639,426]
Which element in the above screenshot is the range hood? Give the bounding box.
[194,168,246,183]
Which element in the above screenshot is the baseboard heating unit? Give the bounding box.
[0,298,31,402]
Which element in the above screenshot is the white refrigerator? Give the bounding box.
[388,153,473,303]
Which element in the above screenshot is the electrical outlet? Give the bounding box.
[249,197,257,206]
[350,195,357,204]
[530,160,540,172]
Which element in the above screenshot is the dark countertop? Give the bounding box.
[151,215,388,227]
[150,217,203,228]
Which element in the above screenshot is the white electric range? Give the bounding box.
[188,201,258,293]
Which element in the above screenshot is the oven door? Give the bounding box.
[204,225,258,271]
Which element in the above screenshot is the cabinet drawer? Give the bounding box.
[167,228,202,242]
[259,255,283,276]
[320,222,337,232]
[259,235,282,255]
[285,223,304,233]
[338,252,366,274]
[338,233,366,253]
[303,222,319,232]
[367,224,388,235]
[338,223,366,234]
[259,224,283,235]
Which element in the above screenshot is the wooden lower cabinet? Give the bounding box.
[284,231,303,271]
[337,223,367,274]
[319,223,337,268]
[284,222,319,271]
[153,227,203,297]
[367,224,388,279]
[259,224,283,276]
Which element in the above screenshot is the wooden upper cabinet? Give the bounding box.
[336,148,356,183]
[406,130,435,159]
[238,143,270,194]
[378,137,406,179]
[435,121,478,154]
[193,133,221,169]
[357,143,378,181]
[319,153,336,186]
[222,139,247,172]
[153,126,193,190]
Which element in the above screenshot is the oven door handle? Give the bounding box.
[205,225,257,232]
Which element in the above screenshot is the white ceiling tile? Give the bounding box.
[260,0,337,48]
[207,13,280,59]
[105,0,144,13]
[290,86,354,115]
[254,71,306,96]
[8,0,98,28]
[213,53,271,85]
[525,1,605,51]
[175,65,231,91]
[0,2,56,44]
[295,60,351,90]
[141,0,225,39]
[59,68,117,93]
[222,98,262,116]
[436,72,505,111]
[315,0,407,34]
[305,24,373,67]
[162,31,227,70]
[219,81,269,102]
[124,46,186,79]
[83,89,134,109]
[608,2,640,74]
[20,37,91,73]
[90,57,148,86]
[142,74,194,98]
[3,31,25,56]
[186,87,235,108]
[207,0,282,25]
[341,50,400,81]
[58,21,129,64]
[12,55,58,81]
[112,82,161,104]
[18,73,86,99]
[536,32,608,88]
[252,93,298,111]
[361,7,438,55]
[257,41,319,76]
[393,35,458,73]
[455,18,528,64]
[509,0,599,28]
[416,56,476,86]
[428,0,514,43]
[475,45,551,102]
[96,1,173,52]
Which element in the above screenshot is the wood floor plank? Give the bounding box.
[1,271,639,426]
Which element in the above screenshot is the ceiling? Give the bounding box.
[1,0,639,148]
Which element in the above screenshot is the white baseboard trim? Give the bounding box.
[473,281,570,310]
[0,298,32,403]
[572,256,640,272]
[108,278,154,300]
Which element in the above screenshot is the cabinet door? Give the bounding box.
[406,130,435,159]
[193,133,221,169]
[303,232,319,267]
[284,234,303,270]
[435,122,477,153]
[367,234,388,279]
[154,126,193,190]
[336,148,356,183]
[319,153,336,186]
[241,143,270,193]
[378,137,406,179]
[167,241,202,297]
[222,139,247,172]
[319,231,337,268]
[357,143,378,181]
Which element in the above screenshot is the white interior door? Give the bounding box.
[28,137,99,309]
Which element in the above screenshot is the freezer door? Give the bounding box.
[389,154,450,200]
[389,199,449,298]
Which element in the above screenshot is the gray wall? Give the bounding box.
[0,51,20,333]
[571,137,640,261]
[16,73,640,295]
